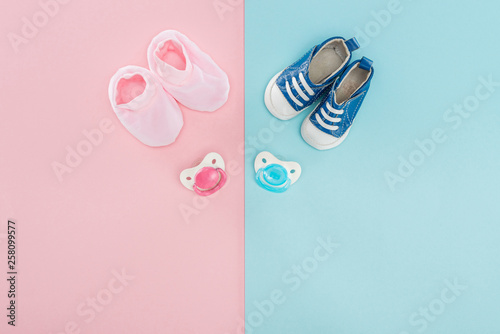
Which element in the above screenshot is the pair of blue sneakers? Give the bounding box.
[264,37,374,150]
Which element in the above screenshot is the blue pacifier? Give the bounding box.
[254,152,301,193]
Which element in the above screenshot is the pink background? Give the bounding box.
[0,0,244,333]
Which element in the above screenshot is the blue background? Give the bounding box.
[245,0,500,333]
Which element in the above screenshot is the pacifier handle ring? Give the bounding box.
[193,168,227,196]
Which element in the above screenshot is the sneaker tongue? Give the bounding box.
[332,68,357,106]
[330,90,344,108]
[306,46,325,85]
[333,82,360,106]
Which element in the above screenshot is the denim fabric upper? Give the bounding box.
[309,57,374,138]
[275,37,357,112]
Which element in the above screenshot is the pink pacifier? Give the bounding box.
[180,152,227,196]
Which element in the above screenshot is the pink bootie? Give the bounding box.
[147,30,230,112]
[108,65,183,147]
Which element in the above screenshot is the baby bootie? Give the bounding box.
[108,65,183,147]
[147,30,230,112]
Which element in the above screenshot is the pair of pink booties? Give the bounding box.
[108,30,230,147]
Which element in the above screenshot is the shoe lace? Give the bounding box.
[315,102,344,131]
[285,73,314,107]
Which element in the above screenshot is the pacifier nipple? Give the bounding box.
[254,152,301,193]
[195,167,221,191]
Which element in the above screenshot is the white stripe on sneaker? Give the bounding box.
[320,108,342,123]
[299,73,314,96]
[292,77,310,101]
[326,102,344,115]
[315,113,339,131]
[286,81,303,107]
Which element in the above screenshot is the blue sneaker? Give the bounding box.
[264,37,360,120]
[301,57,374,150]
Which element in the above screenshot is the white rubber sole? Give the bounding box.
[300,110,351,150]
[264,71,307,121]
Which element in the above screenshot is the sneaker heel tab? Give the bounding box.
[359,57,373,71]
[345,38,360,52]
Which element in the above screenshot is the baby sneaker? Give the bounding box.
[147,30,230,112]
[301,57,374,150]
[108,65,183,147]
[264,36,360,120]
